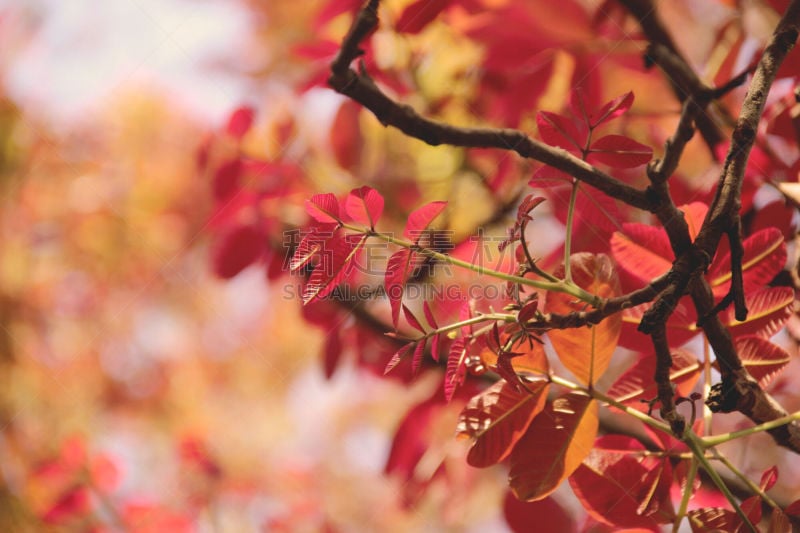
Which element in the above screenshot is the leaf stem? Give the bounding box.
[549,375,672,433]
[341,223,602,306]
[672,456,698,533]
[712,449,781,511]
[684,431,757,532]
[702,410,800,447]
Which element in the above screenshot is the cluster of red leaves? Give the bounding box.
[27,436,200,532]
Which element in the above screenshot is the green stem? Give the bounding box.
[702,411,800,447]
[684,432,757,532]
[549,375,672,433]
[398,313,515,341]
[341,223,602,306]
[712,450,781,511]
[672,456,698,533]
[563,180,580,282]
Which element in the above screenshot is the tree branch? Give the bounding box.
[328,0,653,211]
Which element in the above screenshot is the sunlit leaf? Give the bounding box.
[509,392,598,501]
[729,336,791,386]
[611,223,673,288]
[589,91,634,127]
[708,227,787,296]
[344,185,384,228]
[725,286,794,338]
[305,193,342,224]
[404,201,447,241]
[546,253,622,385]
[456,378,550,467]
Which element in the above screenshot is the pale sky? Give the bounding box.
[4,0,251,125]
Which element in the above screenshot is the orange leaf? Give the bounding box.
[546,253,621,385]
[508,391,598,501]
[456,378,550,468]
[480,338,549,376]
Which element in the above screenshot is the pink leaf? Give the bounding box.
[587,135,653,168]
[404,201,447,241]
[385,249,423,328]
[760,465,779,491]
[411,339,427,375]
[430,333,442,363]
[589,91,634,127]
[303,234,365,304]
[226,105,255,139]
[344,186,384,228]
[290,225,336,272]
[536,111,585,152]
[305,193,342,224]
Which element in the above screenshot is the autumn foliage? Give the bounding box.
[4,0,800,531]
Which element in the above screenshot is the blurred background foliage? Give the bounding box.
[0,0,799,531]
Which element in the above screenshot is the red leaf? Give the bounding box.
[589,91,634,127]
[569,435,674,528]
[509,392,598,501]
[396,0,451,34]
[212,158,242,201]
[323,331,343,379]
[385,391,440,480]
[760,465,779,491]
[725,286,794,338]
[226,105,255,139]
[290,225,336,272]
[587,135,653,168]
[445,338,468,402]
[344,186,384,228]
[536,111,586,152]
[708,227,787,297]
[404,201,447,241]
[502,491,576,533]
[732,336,791,386]
[384,342,414,375]
[303,234,365,304]
[456,379,550,467]
[385,249,424,327]
[212,224,263,279]
[430,333,442,363]
[611,223,673,289]
[305,193,342,224]
[411,339,427,375]
[607,349,701,409]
